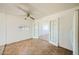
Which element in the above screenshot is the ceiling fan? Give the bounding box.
[17,6,35,20]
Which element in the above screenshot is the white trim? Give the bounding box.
[6,38,32,45]
[49,19,59,47]
[49,41,58,46]
[73,10,78,55]
[33,37,39,38]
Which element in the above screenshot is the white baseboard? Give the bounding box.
[49,41,58,47]
[6,38,32,45]
[33,37,39,38]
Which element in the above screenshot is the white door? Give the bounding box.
[0,13,6,54]
[50,19,59,46]
[73,10,78,55]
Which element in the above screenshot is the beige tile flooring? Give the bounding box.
[3,38,72,55]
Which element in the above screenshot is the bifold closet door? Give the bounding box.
[50,19,59,46]
[73,10,78,54]
[0,13,6,54]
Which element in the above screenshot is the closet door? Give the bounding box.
[50,19,59,46]
[33,21,39,38]
[0,13,6,54]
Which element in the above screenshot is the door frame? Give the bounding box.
[49,19,59,46]
[73,10,79,55]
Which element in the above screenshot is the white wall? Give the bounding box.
[0,12,33,45]
[39,20,50,41]
[6,14,33,44]
[59,11,74,50]
[34,10,74,50]
[0,13,6,45]
[0,6,75,51]
[34,18,50,41]
[0,13,6,54]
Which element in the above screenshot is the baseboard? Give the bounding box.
[49,41,58,47]
[59,46,73,52]
[2,38,39,45]
[33,37,39,38]
[6,38,33,45]
[59,46,73,51]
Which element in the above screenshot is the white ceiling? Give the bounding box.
[0,4,25,15]
[0,3,79,19]
[25,3,79,19]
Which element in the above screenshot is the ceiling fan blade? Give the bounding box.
[30,16,35,20]
[17,6,28,13]
[17,5,35,20]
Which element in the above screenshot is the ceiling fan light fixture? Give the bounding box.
[27,13,30,17]
[24,17,27,20]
